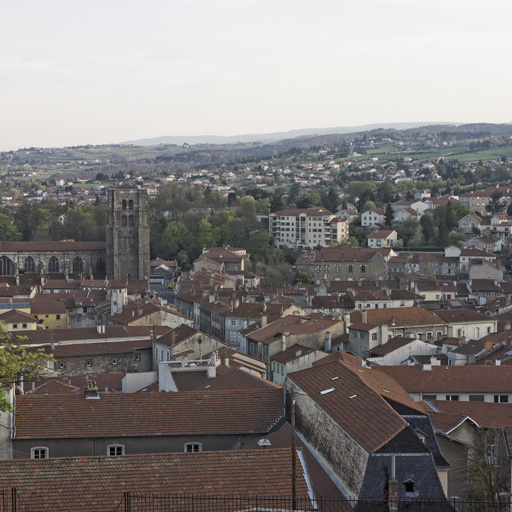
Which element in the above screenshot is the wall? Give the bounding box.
[13,432,256,460]
[122,372,155,393]
[56,348,152,377]
[285,380,369,500]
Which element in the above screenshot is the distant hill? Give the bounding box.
[121,122,453,146]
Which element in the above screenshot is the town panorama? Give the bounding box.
[2,123,512,510]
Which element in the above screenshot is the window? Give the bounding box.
[361,265,366,273]
[13,324,18,330]
[107,444,125,456]
[184,443,202,453]
[371,333,377,341]
[59,362,65,369]
[494,395,509,403]
[86,360,92,367]
[469,395,484,401]
[112,358,117,365]
[22,323,27,329]
[135,354,141,362]
[31,447,49,459]
[404,480,415,495]
[249,343,255,356]
[348,265,353,273]
[486,441,498,466]
[56,315,61,321]
[446,395,459,401]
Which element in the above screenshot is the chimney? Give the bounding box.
[281,332,288,352]
[224,356,229,367]
[496,357,501,366]
[484,339,493,351]
[207,363,217,378]
[362,310,367,323]
[325,331,332,352]
[388,455,398,512]
[171,331,176,346]
[505,321,511,331]
[85,380,100,399]
[261,314,267,328]
[344,313,351,334]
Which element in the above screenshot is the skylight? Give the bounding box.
[331,376,339,381]
[320,387,335,395]
[349,394,358,399]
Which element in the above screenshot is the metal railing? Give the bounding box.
[1,489,511,512]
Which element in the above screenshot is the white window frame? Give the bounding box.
[107,444,125,456]
[184,442,202,453]
[31,447,49,459]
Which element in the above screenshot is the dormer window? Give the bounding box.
[404,480,415,495]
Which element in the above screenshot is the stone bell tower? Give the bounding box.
[106,184,150,281]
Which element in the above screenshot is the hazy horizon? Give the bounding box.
[2,0,511,151]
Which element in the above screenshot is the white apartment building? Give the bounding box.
[269,207,348,249]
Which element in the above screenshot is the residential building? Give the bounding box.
[367,229,398,248]
[268,207,348,249]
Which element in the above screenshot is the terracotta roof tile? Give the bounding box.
[0,449,310,512]
[15,389,286,439]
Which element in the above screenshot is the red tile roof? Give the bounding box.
[288,360,410,453]
[14,389,286,439]
[374,365,512,394]
[0,449,310,512]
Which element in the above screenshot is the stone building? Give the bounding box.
[0,185,150,282]
[295,247,392,285]
[0,241,106,279]
[106,184,150,280]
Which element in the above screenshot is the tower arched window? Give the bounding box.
[128,215,135,227]
[72,257,84,274]
[122,200,127,211]
[48,256,60,274]
[96,257,106,275]
[128,200,134,210]
[25,256,36,273]
[122,215,127,227]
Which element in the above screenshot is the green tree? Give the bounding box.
[0,213,22,241]
[385,204,394,228]
[294,271,313,285]
[420,212,435,244]
[398,218,421,247]
[240,196,257,220]
[486,191,505,215]
[0,331,53,412]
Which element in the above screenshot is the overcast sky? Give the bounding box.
[1,0,511,150]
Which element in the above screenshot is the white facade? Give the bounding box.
[269,209,348,249]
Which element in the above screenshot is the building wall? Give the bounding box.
[55,349,152,376]
[13,433,257,459]
[297,254,387,285]
[285,379,369,500]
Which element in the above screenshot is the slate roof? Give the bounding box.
[14,389,286,439]
[0,449,310,512]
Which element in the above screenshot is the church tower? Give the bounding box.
[106,184,150,281]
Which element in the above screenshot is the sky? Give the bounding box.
[1,0,511,150]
